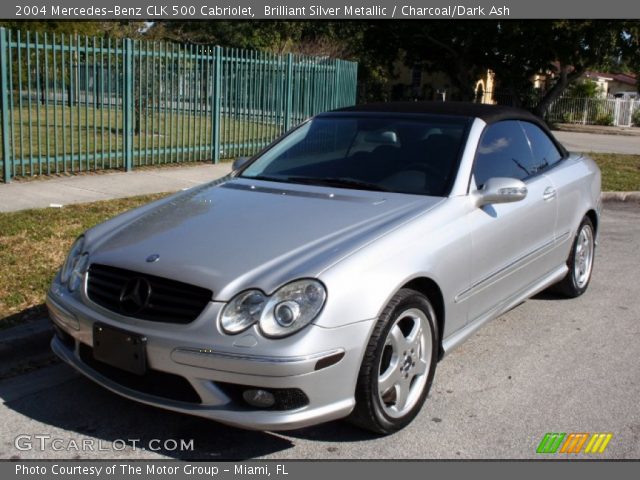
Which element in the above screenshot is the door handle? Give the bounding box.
[543,187,556,201]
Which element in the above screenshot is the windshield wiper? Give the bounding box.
[241,174,287,182]
[284,176,391,192]
[511,157,532,176]
[241,174,391,192]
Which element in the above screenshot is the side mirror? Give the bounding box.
[232,157,250,171]
[475,177,527,207]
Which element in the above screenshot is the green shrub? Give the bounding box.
[566,80,603,99]
[594,113,614,126]
[632,108,640,127]
[550,110,582,124]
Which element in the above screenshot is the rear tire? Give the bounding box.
[348,289,438,434]
[554,217,595,298]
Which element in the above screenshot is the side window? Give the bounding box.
[520,121,563,171]
[473,121,537,188]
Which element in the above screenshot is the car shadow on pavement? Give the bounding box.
[283,421,380,443]
[0,304,47,328]
[4,368,295,460]
[531,291,571,301]
[3,364,380,460]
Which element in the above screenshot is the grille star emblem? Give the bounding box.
[119,277,152,315]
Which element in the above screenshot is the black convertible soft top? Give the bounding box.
[329,101,567,156]
[333,101,540,124]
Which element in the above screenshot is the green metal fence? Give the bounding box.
[0,27,358,183]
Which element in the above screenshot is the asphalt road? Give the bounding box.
[554,130,640,155]
[1,203,639,460]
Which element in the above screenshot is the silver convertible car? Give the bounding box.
[48,102,601,434]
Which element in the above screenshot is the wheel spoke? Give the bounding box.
[407,321,422,346]
[414,358,428,376]
[389,324,410,353]
[379,367,401,394]
[394,378,411,411]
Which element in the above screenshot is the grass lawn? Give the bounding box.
[0,152,638,329]
[0,193,170,328]
[590,153,640,191]
[3,106,280,177]
[8,106,280,157]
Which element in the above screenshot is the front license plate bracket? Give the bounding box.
[93,323,147,375]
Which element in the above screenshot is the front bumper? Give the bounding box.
[47,282,375,431]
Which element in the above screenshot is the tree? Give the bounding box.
[623,23,640,93]
[151,21,308,51]
[378,21,491,101]
[566,79,603,98]
[393,21,639,116]
[0,21,147,38]
[152,21,384,102]
[525,21,633,116]
[151,20,640,116]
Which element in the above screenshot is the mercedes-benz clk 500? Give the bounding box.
[48,102,601,434]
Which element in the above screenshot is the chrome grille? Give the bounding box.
[86,263,212,324]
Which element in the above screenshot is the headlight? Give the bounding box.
[259,280,326,338]
[60,236,85,285]
[68,253,90,292]
[220,290,267,334]
[220,279,327,338]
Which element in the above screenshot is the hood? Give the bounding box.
[87,178,442,299]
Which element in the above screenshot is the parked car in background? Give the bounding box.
[613,91,639,100]
[48,102,601,434]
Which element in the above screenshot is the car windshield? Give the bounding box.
[240,115,470,196]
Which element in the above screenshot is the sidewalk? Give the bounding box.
[0,160,637,213]
[553,130,640,155]
[0,163,232,213]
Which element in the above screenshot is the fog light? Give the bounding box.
[242,389,275,408]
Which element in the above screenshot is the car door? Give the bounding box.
[520,121,576,268]
[461,120,557,324]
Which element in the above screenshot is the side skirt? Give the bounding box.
[441,264,568,357]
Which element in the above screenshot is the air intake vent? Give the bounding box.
[79,344,201,403]
[86,263,212,324]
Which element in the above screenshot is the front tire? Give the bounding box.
[554,217,596,298]
[348,289,439,434]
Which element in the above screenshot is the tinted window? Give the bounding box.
[520,122,563,171]
[242,116,469,196]
[473,121,536,188]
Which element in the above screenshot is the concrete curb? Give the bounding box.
[602,192,640,202]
